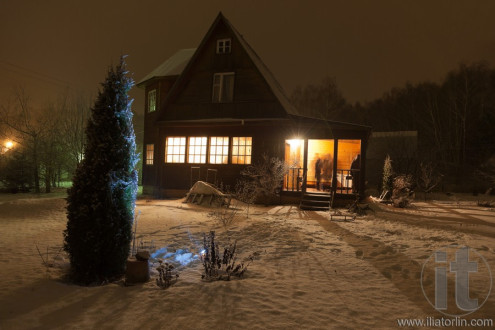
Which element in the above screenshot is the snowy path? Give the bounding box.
[0,196,493,329]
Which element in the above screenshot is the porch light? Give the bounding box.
[287,139,303,148]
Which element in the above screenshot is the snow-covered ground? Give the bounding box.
[0,192,494,329]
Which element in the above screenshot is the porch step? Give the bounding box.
[299,193,331,211]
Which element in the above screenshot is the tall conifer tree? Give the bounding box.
[64,57,138,284]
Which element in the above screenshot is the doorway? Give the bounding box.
[307,139,334,192]
[283,138,362,195]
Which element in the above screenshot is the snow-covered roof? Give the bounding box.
[136,48,196,86]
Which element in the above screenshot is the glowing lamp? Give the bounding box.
[287,139,303,148]
[5,141,14,149]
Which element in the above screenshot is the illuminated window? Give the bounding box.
[209,137,229,164]
[212,73,234,103]
[148,89,156,112]
[231,137,252,164]
[146,144,154,165]
[188,137,207,163]
[216,38,231,54]
[165,137,186,163]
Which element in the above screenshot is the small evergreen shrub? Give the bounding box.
[381,154,393,198]
[64,57,138,284]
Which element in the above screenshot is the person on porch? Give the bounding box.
[315,154,322,190]
[350,154,361,193]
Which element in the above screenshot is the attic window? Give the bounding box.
[148,89,156,112]
[216,38,231,54]
[212,72,235,103]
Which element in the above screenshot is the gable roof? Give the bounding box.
[222,15,305,118]
[137,12,369,133]
[136,48,196,87]
[157,12,311,118]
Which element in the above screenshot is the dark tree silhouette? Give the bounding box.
[290,76,348,120]
[363,61,495,189]
[64,57,138,284]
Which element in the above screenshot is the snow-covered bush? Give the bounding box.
[64,57,139,284]
[240,154,289,205]
[392,174,414,208]
[156,260,179,289]
[201,231,252,281]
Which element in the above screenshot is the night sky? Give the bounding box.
[2,0,495,118]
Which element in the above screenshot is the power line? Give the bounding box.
[0,59,73,88]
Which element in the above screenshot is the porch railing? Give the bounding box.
[284,167,304,192]
[283,167,360,194]
[336,169,360,194]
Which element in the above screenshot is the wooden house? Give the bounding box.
[137,12,370,209]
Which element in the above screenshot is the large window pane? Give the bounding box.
[209,136,229,164]
[231,136,252,164]
[165,137,186,163]
[212,73,235,103]
[188,137,207,163]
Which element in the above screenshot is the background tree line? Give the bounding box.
[291,61,495,192]
[0,88,91,193]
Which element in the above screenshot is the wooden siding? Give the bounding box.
[139,13,371,201]
[159,19,287,121]
[153,122,285,191]
[142,77,177,187]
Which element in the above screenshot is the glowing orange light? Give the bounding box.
[5,141,14,149]
[287,138,303,148]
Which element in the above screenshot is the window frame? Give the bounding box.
[231,137,252,165]
[145,144,154,165]
[187,136,208,164]
[212,72,235,103]
[165,137,186,163]
[216,38,231,54]
[148,89,157,113]
[209,136,230,164]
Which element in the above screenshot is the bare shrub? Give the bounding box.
[240,154,289,205]
[392,174,415,208]
[35,243,66,278]
[201,231,253,281]
[235,179,258,218]
[417,162,443,200]
[208,203,240,228]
